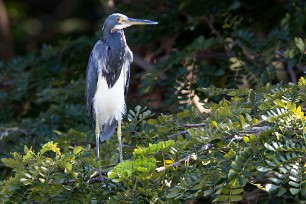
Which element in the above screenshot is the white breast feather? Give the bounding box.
[94,64,127,125]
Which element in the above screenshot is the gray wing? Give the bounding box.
[85,51,98,128]
[124,63,130,97]
[86,40,119,142]
[124,49,133,97]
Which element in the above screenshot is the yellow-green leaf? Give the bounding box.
[212,121,218,128]
[147,119,158,125]
[73,146,83,155]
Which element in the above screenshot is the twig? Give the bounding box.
[167,130,188,139]
[183,123,207,128]
[226,135,243,147]
[241,126,269,134]
[62,176,107,185]
[201,143,213,151]
[156,155,191,172]
[227,125,269,141]
[0,127,31,139]
[156,144,212,172]
[89,177,106,184]
[63,179,76,184]
[167,123,206,139]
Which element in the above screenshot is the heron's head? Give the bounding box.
[103,13,158,33]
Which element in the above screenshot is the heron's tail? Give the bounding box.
[99,119,117,142]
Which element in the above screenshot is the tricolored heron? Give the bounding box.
[86,13,157,163]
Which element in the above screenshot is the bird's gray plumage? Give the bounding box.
[85,13,157,164]
[86,28,132,142]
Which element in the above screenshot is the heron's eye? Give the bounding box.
[116,17,120,22]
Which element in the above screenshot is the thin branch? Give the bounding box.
[156,155,191,172]
[89,177,106,184]
[201,143,213,151]
[227,124,269,141]
[167,123,206,139]
[63,176,108,185]
[156,144,212,172]
[63,179,76,184]
[167,130,188,139]
[241,126,269,134]
[183,122,207,128]
[226,135,243,147]
[0,127,31,139]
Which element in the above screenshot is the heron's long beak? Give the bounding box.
[124,18,158,26]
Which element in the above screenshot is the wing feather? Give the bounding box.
[124,48,132,97]
[86,38,132,142]
[86,41,115,124]
[124,63,130,97]
[86,51,99,128]
[86,40,121,141]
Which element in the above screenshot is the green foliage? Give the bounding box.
[1,77,306,203]
[262,140,305,196]
[0,141,122,203]
[0,36,93,164]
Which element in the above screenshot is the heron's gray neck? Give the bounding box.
[103,29,126,45]
[101,29,130,80]
[104,30,127,56]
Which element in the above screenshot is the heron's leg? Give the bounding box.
[95,117,103,182]
[117,120,123,162]
[95,117,100,159]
